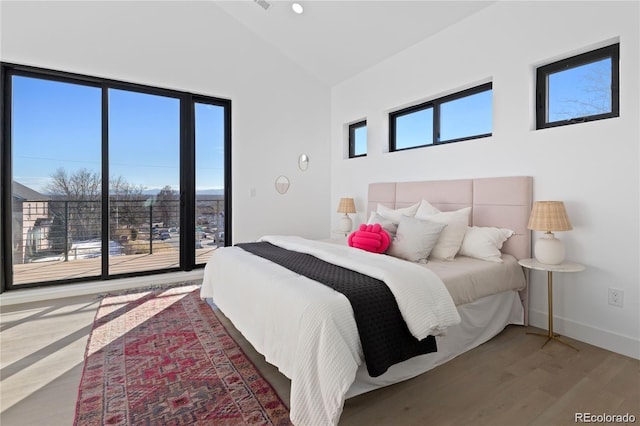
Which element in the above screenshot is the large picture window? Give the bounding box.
[1,63,231,291]
[536,43,619,129]
[390,83,492,152]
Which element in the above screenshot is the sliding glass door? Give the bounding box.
[10,75,103,284]
[194,101,227,266]
[108,89,181,274]
[1,64,231,290]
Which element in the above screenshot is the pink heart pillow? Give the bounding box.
[348,223,391,254]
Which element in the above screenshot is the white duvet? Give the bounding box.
[200,236,460,425]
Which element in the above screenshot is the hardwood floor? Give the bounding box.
[1,287,638,426]
[336,329,639,426]
[12,247,217,285]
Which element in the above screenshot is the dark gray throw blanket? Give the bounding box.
[236,241,437,377]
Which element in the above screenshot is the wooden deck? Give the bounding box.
[12,247,217,285]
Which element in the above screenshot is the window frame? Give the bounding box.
[348,120,367,158]
[0,62,232,292]
[389,82,492,152]
[536,43,619,130]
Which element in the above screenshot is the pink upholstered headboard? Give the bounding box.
[367,176,532,260]
[368,176,533,322]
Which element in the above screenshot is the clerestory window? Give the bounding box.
[390,82,492,152]
[536,43,619,129]
[348,120,367,158]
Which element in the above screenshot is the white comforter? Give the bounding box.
[200,236,460,425]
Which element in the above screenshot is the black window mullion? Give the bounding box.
[433,103,441,144]
[389,116,396,152]
[536,72,546,129]
[349,124,356,157]
[610,44,620,117]
[1,68,12,293]
[101,86,109,279]
[223,99,232,246]
[181,94,195,270]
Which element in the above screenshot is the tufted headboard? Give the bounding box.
[368,176,533,322]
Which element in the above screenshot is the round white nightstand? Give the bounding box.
[518,258,585,351]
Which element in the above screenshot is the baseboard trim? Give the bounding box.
[529,308,640,360]
[0,270,204,307]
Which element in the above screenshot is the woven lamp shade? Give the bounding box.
[336,197,356,214]
[527,201,573,232]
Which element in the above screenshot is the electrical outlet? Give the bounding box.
[608,288,624,307]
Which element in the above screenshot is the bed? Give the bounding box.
[201,176,532,425]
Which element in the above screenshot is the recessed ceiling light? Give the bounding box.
[254,0,270,11]
[292,3,304,14]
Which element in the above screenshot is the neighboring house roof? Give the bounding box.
[12,181,49,201]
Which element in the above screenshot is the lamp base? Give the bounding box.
[534,232,565,265]
[338,214,353,233]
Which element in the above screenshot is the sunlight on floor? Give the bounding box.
[0,297,99,413]
[88,286,197,357]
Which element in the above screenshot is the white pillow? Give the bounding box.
[416,207,471,261]
[459,226,515,263]
[387,216,447,263]
[367,211,398,238]
[415,199,440,217]
[376,202,420,224]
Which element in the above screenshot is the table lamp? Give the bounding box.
[337,197,356,233]
[527,201,573,264]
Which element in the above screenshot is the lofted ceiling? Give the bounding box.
[214,0,494,86]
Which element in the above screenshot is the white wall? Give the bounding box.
[3,1,638,359]
[331,1,639,359]
[0,1,331,243]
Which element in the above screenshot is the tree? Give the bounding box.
[156,185,179,228]
[46,168,102,241]
[45,168,145,243]
[46,167,101,201]
[109,175,146,236]
[550,59,612,121]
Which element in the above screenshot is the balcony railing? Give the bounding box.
[10,197,223,285]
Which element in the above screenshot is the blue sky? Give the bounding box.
[11,75,225,194]
[12,60,609,194]
[548,58,611,122]
[353,125,367,156]
[12,77,101,192]
[394,89,491,150]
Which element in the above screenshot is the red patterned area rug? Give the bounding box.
[74,284,291,426]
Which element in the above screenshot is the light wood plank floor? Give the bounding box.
[1,286,638,426]
[12,247,217,285]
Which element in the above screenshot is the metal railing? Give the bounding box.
[12,197,224,264]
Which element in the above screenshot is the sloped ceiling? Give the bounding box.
[214,1,494,86]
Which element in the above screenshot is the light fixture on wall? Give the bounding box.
[298,154,309,171]
[275,176,290,194]
[337,197,356,233]
[527,201,573,264]
[292,3,304,14]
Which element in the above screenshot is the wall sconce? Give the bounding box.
[298,154,309,171]
[275,176,290,194]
